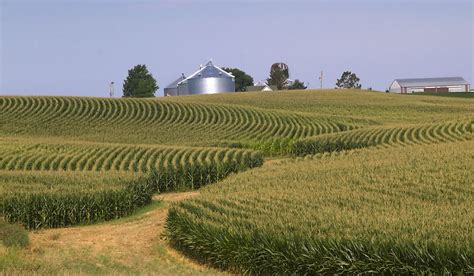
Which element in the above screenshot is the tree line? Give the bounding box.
[122,63,362,97]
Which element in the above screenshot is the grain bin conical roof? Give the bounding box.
[186,60,234,80]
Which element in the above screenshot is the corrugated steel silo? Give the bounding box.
[181,60,235,95]
[177,79,189,96]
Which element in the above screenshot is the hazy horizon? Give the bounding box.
[1,0,472,97]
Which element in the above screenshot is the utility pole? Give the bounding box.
[109,81,115,97]
[318,71,323,89]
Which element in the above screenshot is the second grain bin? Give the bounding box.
[164,74,186,96]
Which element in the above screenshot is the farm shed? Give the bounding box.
[389,77,470,93]
[246,85,273,92]
[246,81,277,92]
[164,60,235,96]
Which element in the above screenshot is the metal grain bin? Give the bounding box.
[164,74,186,96]
[177,79,189,96]
[185,61,235,95]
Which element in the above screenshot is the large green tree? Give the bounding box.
[266,62,289,90]
[222,67,254,92]
[122,64,158,97]
[336,71,362,89]
[288,79,307,90]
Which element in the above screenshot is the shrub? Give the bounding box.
[0,219,29,247]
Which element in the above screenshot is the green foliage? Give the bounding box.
[245,138,295,156]
[336,71,362,89]
[287,79,307,90]
[291,138,372,156]
[122,64,158,97]
[0,219,29,247]
[412,92,474,98]
[222,67,254,92]
[266,63,289,90]
[166,142,474,273]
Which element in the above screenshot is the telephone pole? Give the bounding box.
[109,82,115,97]
[318,71,323,89]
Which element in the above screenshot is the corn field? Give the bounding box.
[1,90,473,273]
[0,96,366,145]
[166,141,474,273]
[290,119,472,156]
[0,139,262,174]
[0,141,263,229]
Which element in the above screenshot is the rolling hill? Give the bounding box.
[1,89,473,273]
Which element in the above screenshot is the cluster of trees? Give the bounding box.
[121,64,361,97]
[335,71,361,89]
[224,63,308,91]
[221,68,254,92]
[265,62,307,90]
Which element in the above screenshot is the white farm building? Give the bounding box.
[389,77,470,93]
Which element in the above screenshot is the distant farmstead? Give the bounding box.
[246,81,277,92]
[389,77,470,93]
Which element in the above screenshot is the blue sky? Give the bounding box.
[1,0,472,97]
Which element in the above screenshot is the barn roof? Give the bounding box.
[394,77,469,87]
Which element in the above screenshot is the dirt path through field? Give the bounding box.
[24,191,222,274]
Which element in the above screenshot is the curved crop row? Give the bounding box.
[0,140,264,229]
[165,141,474,274]
[290,119,472,156]
[0,140,263,176]
[0,171,153,229]
[0,96,368,143]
